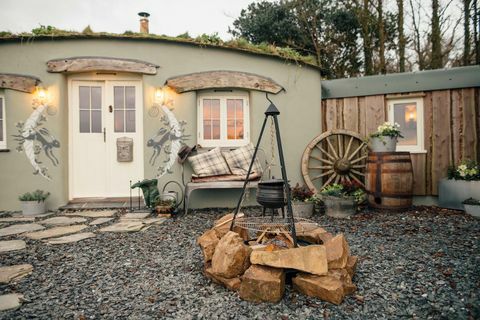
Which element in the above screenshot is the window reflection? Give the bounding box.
[394,102,417,146]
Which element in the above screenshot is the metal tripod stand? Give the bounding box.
[230,95,298,247]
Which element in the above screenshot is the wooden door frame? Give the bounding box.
[67,73,144,200]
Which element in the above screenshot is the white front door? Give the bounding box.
[70,79,144,198]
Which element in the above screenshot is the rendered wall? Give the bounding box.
[0,39,322,211]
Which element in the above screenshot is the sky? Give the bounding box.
[0,0,259,39]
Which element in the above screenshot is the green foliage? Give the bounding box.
[19,190,50,202]
[447,160,480,181]
[31,25,58,35]
[0,31,12,37]
[462,198,480,206]
[176,32,191,39]
[291,183,315,202]
[320,180,365,204]
[82,25,94,35]
[195,33,222,45]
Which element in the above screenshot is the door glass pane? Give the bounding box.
[0,120,3,141]
[79,110,90,133]
[91,87,102,109]
[125,86,135,109]
[114,87,124,109]
[91,110,102,133]
[0,98,3,118]
[125,110,135,132]
[79,86,90,109]
[114,110,125,132]
[393,102,417,146]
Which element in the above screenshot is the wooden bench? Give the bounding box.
[183,180,259,214]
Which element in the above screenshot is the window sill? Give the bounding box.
[396,149,427,154]
[0,148,10,153]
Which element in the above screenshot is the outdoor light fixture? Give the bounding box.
[154,87,165,105]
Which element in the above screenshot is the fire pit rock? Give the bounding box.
[197,213,359,304]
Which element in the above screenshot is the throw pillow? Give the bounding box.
[222,143,263,176]
[188,147,231,177]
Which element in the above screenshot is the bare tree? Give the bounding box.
[397,0,406,71]
[431,0,442,68]
[464,0,471,65]
[377,0,386,73]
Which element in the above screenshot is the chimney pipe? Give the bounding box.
[138,12,150,34]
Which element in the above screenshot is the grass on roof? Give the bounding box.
[0,25,318,67]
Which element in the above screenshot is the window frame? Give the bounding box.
[0,95,6,150]
[387,96,426,153]
[197,91,250,148]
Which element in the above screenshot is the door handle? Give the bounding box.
[109,105,113,113]
[103,128,106,143]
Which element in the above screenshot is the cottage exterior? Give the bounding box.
[0,35,322,210]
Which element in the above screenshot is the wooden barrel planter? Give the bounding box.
[365,152,413,209]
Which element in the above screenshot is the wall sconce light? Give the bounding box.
[154,87,165,105]
[33,86,56,115]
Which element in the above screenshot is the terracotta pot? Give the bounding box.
[369,136,397,152]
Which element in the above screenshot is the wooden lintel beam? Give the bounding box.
[166,70,284,94]
[0,73,41,93]
[47,56,159,75]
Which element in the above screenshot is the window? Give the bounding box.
[387,97,425,153]
[197,91,250,147]
[0,96,6,149]
[114,86,136,133]
[79,86,102,133]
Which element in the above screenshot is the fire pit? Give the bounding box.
[197,213,358,304]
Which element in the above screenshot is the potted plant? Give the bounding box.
[462,198,480,218]
[368,122,403,152]
[439,160,480,210]
[155,197,176,215]
[320,181,365,218]
[290,183,317,218]
[19,190,50,216]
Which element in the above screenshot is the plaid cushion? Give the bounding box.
[188,147,231,177]
[222,143,263,175]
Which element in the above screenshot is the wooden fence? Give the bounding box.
[321,88,480,195]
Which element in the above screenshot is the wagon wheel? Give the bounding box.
[301,129,368,193]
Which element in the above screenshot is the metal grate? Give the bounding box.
[233,216,318,233]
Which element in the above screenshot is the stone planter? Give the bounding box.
[369,136,397,152]
[322,196,356,218]
[464,204,480,218]
[438,179,480,210]
[20,201,46,216]
[291,201,314,218]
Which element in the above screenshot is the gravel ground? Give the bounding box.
[0,206,479,320]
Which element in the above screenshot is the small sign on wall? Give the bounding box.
[117,137,133,162]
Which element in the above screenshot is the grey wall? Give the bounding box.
[0,38,322,211]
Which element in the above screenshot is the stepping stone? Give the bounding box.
[45,232,95,245]
[89,218,114,226]
[121,212,150,220]
[0,217,35,222]
[100,221,145,233]
[0,264,33,284]
[25,225,88,240]
[0,240,26,253]
[0,293,24,311]
[0,224,45,237]
[38,217,87,226]
[142,218,167,225]
[64,210,116,218]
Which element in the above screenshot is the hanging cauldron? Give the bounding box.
[256,179,286,208]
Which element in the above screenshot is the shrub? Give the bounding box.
[447,160,480,181]
[19,190,50,202]
[291,183,315,202]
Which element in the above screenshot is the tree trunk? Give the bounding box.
[464,0,471,65]
[431,0,443,68]
[361,0,374,74]
[378,0,386,73]
[397,0,406,72]
[474,0,480,64]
